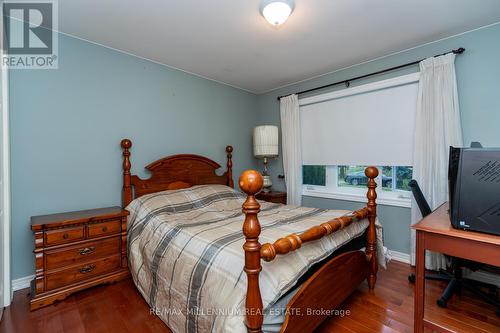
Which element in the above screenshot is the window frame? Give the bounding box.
[302,166,412,208]
[299,73,418,208]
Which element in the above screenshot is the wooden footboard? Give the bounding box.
[239,167,378,333]
[282,250,368,333]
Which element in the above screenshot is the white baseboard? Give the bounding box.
[388,249,411,264]
[10,251,411,292]
[9,253,497,294]
[12,275,34,292]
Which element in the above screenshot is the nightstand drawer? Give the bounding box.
[256,191,287,204]
[45,255,121,290]
[266,197,287,204]
[45,237,121,270]
[87,220,121,238]
[44,226,85,246]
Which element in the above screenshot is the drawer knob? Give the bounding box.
[102,226,108,232]
[79,246,95,255]
[62,233,69,239]
[79,264,96,274]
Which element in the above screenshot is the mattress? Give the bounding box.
[126,184,384,333]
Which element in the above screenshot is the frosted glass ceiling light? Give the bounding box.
[261,0,294,26]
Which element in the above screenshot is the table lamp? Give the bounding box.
[253,125,279,192]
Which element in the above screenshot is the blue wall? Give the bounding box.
[10,23,500,279]
[256,23,500,255]
[9,34,258,279]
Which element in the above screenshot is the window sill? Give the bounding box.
[302,189,411,208]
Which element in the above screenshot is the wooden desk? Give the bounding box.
[412,202,500,333]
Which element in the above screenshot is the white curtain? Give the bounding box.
[280,94,302,205]
[410,53,463,270]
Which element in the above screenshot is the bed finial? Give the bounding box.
[365,166,378,289]
[121,139,133,208]
[226,145,234,188]
[239,170,264,333]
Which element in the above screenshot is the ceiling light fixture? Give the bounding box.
[260,0,294,26]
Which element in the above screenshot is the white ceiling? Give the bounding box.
[59,0,500,93]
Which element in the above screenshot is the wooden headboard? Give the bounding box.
[120,139,234,207]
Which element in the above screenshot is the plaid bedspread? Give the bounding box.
[127,185,384,333]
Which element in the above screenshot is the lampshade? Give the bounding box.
[253,125,279,158]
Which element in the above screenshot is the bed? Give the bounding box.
[120,139,383,333]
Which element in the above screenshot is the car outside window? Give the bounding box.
[302,165,413,207]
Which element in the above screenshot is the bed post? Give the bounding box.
[226,145,234,188]
[365,166,378,289]
[121,139,133,208]
[239,170,264,333]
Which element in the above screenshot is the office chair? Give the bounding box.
[407,180,500,315]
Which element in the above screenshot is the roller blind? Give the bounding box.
[300,73,419,166]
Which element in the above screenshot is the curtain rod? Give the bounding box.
[277,47,465,101]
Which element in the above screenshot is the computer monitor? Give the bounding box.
[448,143,500,235]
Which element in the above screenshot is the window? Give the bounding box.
[340,165,413,192]
[302,165,326,186]
[299,72,419,208]
[303,165,413,207]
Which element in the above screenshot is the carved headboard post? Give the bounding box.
[121,139,133,208]
[364,166,378,290]
[239,170,264,333]
[226,145,234,188]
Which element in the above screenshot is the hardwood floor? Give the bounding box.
[1,261,498,333]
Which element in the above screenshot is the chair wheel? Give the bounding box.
[437,298,447,308]
[408,274,416,283]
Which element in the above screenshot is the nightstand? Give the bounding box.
[256,191,287,204]
[30,207,130,310]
